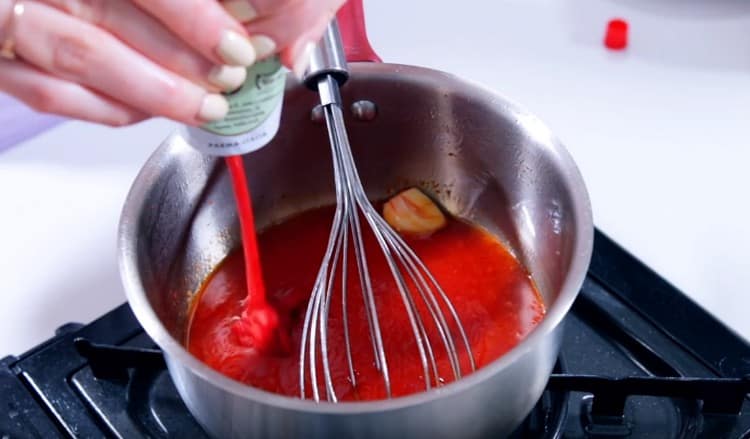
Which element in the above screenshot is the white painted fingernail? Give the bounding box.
[249,35,276,60]
[222,0,258,23]
[208,65,247,92]
[198,94,229,122]
[292,42,316,80]
[217,30,256,66]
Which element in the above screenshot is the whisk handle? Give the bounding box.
[302,20,349,91]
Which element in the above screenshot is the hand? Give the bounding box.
[0,0,345,127]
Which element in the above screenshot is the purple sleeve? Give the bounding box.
[0,94,66,152]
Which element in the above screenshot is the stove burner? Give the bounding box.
[73,336,750,438]
[510,389,568,438]
[548,374,750,417]
[73,338,164,381]
[551,374,750,438]
[3,230,750,438]
[74,337,572,438]
[74,338,572,437]
[71,355,206,438]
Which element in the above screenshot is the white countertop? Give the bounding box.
[1,0,749,356]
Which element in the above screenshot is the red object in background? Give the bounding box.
[604,19,629,50]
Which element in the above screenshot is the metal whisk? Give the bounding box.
[299,21,475,402]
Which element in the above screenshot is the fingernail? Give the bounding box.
[292,41,316,80]
[221,0,258,23]
[198,94,229,122]
[208,65,247,92]
[249,35,276,60]
[217,30,256,66]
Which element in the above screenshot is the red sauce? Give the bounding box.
[187,205,545,401]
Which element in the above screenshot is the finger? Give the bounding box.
[0,59,147,126]
[132,0,260,67]
[218,0,295,61]
[222,0,333,23]
[11,2,227,125]
[36,0,246,92]
[220,0,292,22]
[241,0,345,75]
[220,0,259,23]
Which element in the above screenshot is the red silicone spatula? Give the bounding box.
[224,155,288,353]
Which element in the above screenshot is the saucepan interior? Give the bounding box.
[119,62,593,409]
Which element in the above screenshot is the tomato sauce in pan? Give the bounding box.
[187,205,545,401]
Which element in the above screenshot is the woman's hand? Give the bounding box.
[0,0,345,127]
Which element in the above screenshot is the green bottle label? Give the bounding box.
[185,57,286,156]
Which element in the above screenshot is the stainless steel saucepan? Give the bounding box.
[118,1,594,437]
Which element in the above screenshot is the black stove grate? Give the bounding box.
[2,230,750,438]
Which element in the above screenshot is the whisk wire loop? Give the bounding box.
[299,76,475,402]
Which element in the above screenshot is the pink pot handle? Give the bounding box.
[336,0,382,62]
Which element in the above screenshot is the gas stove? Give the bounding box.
[3,230,750,438]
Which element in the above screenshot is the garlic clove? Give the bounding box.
[383,188,447,237]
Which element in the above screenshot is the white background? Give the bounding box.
[1,0,749,356]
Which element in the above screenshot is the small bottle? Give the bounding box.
[183,56,286,156]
